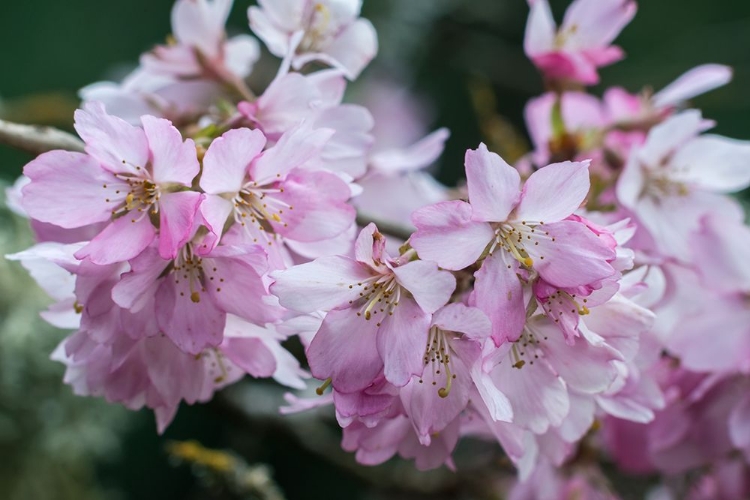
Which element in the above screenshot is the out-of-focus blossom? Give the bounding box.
[524,0,636,85]
[249,0,377,79]
[616,110,750,261]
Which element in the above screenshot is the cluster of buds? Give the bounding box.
[6,0,750,497]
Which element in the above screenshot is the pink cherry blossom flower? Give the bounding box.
[342,413,460,471]
[271,223,456,393]
[80,69,225,126]
[238,70,374,179]
[198,123,357,268]
[142,0,260,89]
[52,313,306,433]
[356,128,451,229]
[112,230,280,355]
[411,144,616,343]
[525,91,605,167]
[21,102,203,265]
[249,0,377,79]
[616,110,750,261]
[485,314,621,436]
[524,0,636,85]
[399,303,512,445]
[601,64,732,138]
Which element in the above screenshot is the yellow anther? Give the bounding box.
[190,291,201,303]
[523,257,534,267]
[316,377,332,395]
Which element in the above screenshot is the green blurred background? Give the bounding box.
[1,1,750,499]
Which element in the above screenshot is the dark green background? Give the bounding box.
[1,1,749,499]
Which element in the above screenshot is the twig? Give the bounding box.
[219,383,460,495]
[0,119,84,155]
[166,440,286,500]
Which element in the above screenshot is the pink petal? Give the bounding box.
[320,18,378,79]
[142,115,199,186]
[370,128,450,174]
[142,334,205,408]
[270,256,375,313]
[691,214,750,293]
[471,364,514,422]
[158,191,204,260]
[465,144,521,222]
[156,277,226,355]
[199,195,234,250]
[490,354,569,434]
[205,247,280,325]
[410,200,494,270]
[652,64,733,109]
[472,251,526,344]
[248,73,321,137]
[514,160,591,223]
[399,417,460,471]
[638,110,712,167]
[306,308,382,393]
[525,220,615,288]
[562,0,636,48]
[224,35,261,78]
[432,303,492,340]
[401,357,471,443]
[377,297,430,387]
[729,393,750,456]
[524,0,556,55]
[221,336,277,378]
[171,0,231,58]
[392,260,455,314]
[354,223,387,268]
[671,135,750,193]
[201,128,267,194]
[74,102,150,174]
[75,216,156,265]
[271,169,355,242]
[538,321,619,393]
[248,6,292,57]
[22,151,117,228]
[251,123,335,183]
[112,246,169,312]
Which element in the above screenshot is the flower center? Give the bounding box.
[509,326,549,369]
[300,3,333,52]
[487,221,552,268]
[171,244,224,304]
[106,166,161,222]
[348,275,402,327]
[644,171,690,198]
[419,326,457,398]
[232,179,292,242]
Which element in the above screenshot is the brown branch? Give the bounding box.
[219,383,460,495]
[0,119,84,155]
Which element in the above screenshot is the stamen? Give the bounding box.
[316,377,332,395]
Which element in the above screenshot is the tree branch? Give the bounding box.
[0,119,84,155]
[219,383,460,495]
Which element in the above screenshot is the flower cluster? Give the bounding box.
[6,0,750,496]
